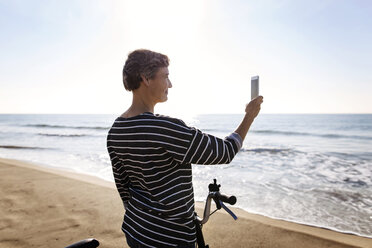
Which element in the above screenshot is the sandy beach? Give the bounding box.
[0,157,371,248]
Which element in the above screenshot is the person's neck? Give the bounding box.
[123,94,155,118]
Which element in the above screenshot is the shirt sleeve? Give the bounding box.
[108,148,130,205]
[162,118,243,165]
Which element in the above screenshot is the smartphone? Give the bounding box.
[251,76,259,100]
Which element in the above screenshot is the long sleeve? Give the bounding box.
[108,149,130,204]
[184,130,242,165]
[158,118,243,165]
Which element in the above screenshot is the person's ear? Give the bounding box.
[141,75,150,86]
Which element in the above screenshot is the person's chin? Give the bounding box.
[159,96,168,103]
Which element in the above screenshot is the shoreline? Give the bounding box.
[1,157,371,247]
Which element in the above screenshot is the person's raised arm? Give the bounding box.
[234,96,264,142]
[159,96,263,165]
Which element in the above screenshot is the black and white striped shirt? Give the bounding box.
[107,112,242,247]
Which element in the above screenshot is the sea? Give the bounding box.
[0,114,371,238]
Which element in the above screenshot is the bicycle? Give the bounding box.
[65,179,237,248]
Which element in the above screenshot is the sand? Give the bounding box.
[0,157,371,248]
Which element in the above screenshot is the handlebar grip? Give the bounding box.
[218,193,237,205]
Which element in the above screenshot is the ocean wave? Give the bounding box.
[37,133,88,137]
[200,128,222,132]
[252,130,372,140]
[311,188,370,205]
[0,145,49,150]
[240,147,299,154]
[23,124,109,130]
[325,151,371,160]
[342,178,368,187]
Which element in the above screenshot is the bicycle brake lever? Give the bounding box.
[220,201,238,220]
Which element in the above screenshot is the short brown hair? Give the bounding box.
[122,49,169,91]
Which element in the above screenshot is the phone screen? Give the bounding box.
[251,76,259,100]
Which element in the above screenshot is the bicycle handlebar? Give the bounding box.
[219,193,237,205]
[196,179,237,225]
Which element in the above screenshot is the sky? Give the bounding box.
[0,0,371,115]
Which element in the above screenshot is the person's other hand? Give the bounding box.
[245,96,263,119]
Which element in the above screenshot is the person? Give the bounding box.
[107,49,263,248]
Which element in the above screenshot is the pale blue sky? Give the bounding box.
[0,0,371,115]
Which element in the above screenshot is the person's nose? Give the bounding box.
[168,79,172,88]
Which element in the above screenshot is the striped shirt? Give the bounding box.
[107,112,242,248]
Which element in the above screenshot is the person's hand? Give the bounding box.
[245,96,263,119]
